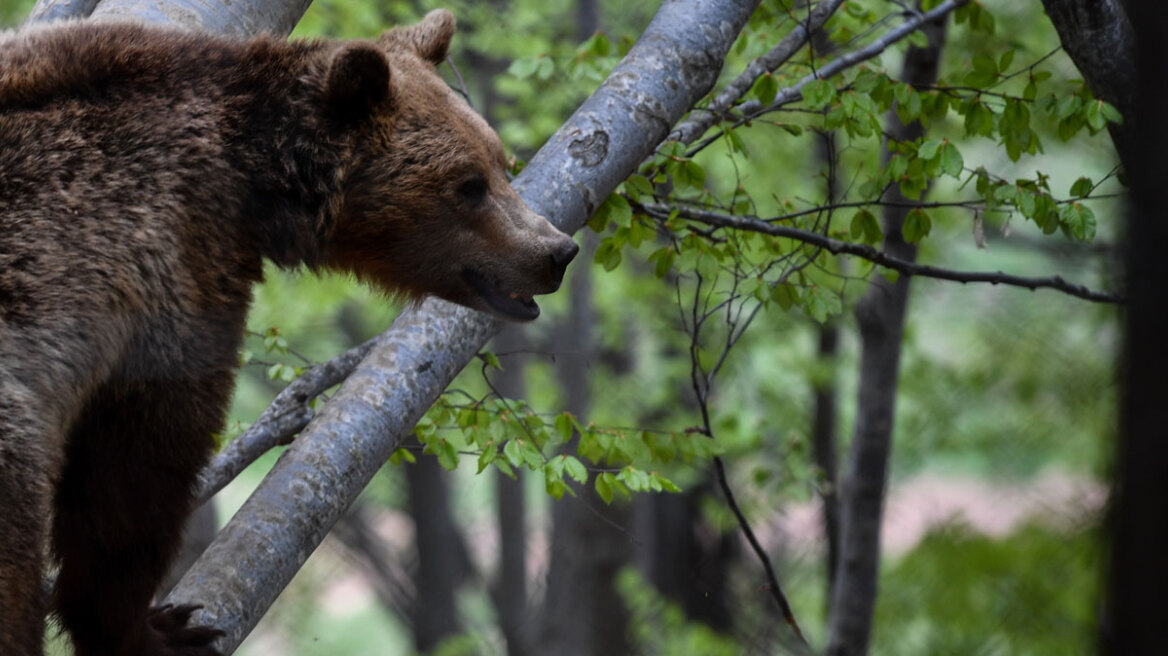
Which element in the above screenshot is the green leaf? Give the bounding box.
[521,440,545,470]
[918,139,943,161]
[771,283,796,311]
[494,458,515,479]
[1070,177,1093,198]
[998,49,1015,72]
[1060,203,1097,241]
[963,70,997,89]
[802,79,836,110]
[940,142,964,178]
[545,476,567,500]
[850,209,882,245]
[554,412,575,442]
[507,56,540,79]
[971,55,998,76]
[1085,100,1106,131]
[477,444,497,473]
[674,160,706,191]
[596,472,615,504]
[902,209,932,243]
[389,448,416,466]
[624,174,655,200]
[436,439,459,471]
[804,286,842,323]
[479,351,503,371]
[503,439,522,467]
[648,246,675,279]
[593,240,623,272]
[654,473,682,493]
[564,456,588,484]
[1054,94,1082,121]
[536,57,555,80]
[589,193,632,233]
[1100,101,1123,125]
[750,72,779,105]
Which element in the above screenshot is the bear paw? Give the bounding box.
[143,604,225,656]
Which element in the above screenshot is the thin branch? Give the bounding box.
[194,334,384,505]
[686,0,969,154]
[713,453,808,645]
[643,202,1123,304]
[672,0,847,144]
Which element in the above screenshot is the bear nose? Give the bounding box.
[550,238,580,272]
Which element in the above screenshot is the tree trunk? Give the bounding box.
[490,326,531,656]
[330,502,413,622]
[813,321,841,609]
[637,482,734,631]
[825,9,947,656]
[1039,0,1136,168]
[811,80,842,612]
[1102,2,1168,653]
[405,447,472,652]
[535,233,634,656]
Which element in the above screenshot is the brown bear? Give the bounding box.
[0,10,577,656]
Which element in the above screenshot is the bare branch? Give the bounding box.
[713,454,809,647]
[642,202,1122,304]
[194,335,384,505]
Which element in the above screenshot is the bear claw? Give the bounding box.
[145,604,225,656]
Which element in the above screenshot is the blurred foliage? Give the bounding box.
[0,0,33,27]
[872,521,1101,656]
[617,569,742,656]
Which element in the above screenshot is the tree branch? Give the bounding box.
[671,0,847,145]
[686,0,969,155]
[193,334,385,505]
[712,454,809,646]
[642,202,1122,304]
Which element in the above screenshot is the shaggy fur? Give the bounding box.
[0,11,576,656]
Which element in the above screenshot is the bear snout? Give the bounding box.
[549,237,579,275]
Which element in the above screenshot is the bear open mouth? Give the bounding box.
[462,268,540,321]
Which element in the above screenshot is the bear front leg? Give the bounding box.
[0,374,59,656]
[52,376,230,656]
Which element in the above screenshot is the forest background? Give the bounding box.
[1,0,1127,654]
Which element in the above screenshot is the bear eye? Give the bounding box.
[458,176,488,205]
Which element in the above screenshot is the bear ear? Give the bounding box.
[386,9,455,66]
[324,43,392,121]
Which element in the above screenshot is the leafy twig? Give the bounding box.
[642,202,1123,304]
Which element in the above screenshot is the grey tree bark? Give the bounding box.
[825,9,947,656]
[1103,2,1168,653]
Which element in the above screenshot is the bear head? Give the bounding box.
[318,10,578,322]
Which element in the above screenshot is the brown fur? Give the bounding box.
[0,11,576,656]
